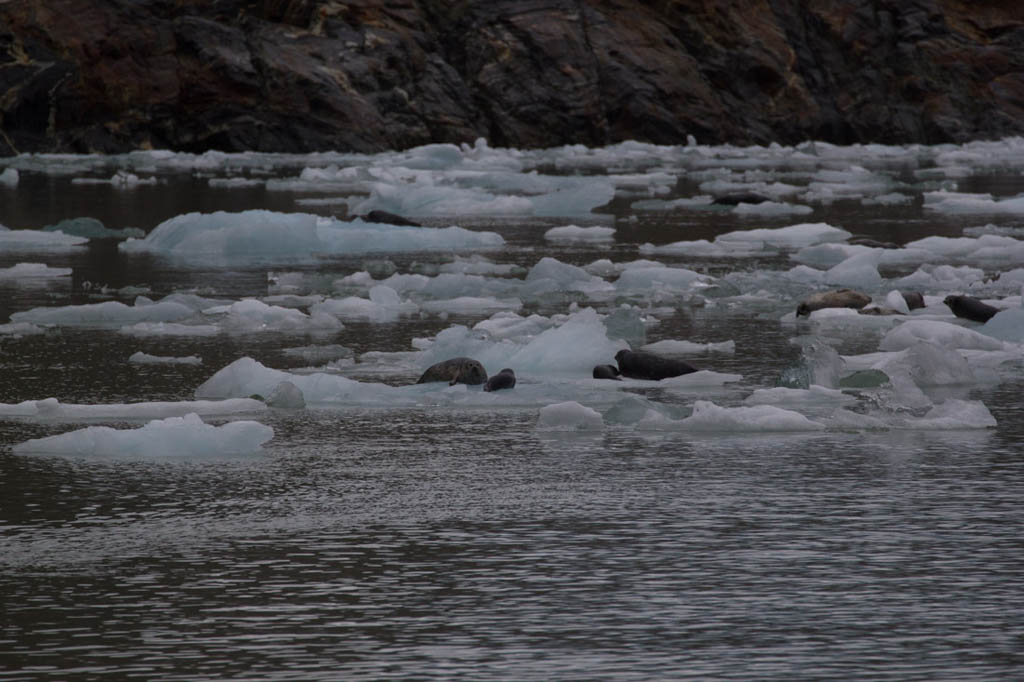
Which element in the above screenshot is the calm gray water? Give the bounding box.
[2,155,1024,681]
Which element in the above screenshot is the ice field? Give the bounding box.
[2,138,1024,680]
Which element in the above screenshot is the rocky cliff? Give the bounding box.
[2,0,1023,155]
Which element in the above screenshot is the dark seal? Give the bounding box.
[796,288,872,317]
[711,192,772,206]
[944,294,999,323]
[592,364,622,380]
[614,349,698,381]
[484,368,516,392]
[362,210,422,227]
[416,357,488,385]
[902,291,925,310]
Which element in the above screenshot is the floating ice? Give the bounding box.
[472,311,558,341]
[716,222,851,249]
[641,339,736,354]
[660,370,743,388]
[0,321,45,336]
[43,217,144,239]
[119,321,221,336]
[266,381,305,409]
[312,285,418,322]
[981,307,1024,342]
[71,171,157,188]
[203,298,342,333]
[11,413,273,457]
[0,263,72,280]
[879,320,1007,351]
[282,344,354,364]
[536,401,604,431]
[636,400,824,432]
[923,190,1024,214]
[824,250,883,289]
[11,300,195,327]
[614,266,710,292]
[419,296,523,316]
[631,196,713,211]
[128,351,203,365]
[0,167,18,187]
[0,226,88,251]
[119,210,504,263]
[0,397,265,421]
[544,225,615,242]
[438,255,525,277]
[733,201,813,217]
[897,399,997,429]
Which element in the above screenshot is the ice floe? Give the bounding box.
[12,413,273,457]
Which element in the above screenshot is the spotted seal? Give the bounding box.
[592,364,622,380]
[796,288,872,317]
[484,368,516,392]
[416,357,488,385]
[614,349,698,381]
[944,294,999,323]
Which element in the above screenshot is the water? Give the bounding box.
[2,149,1024,680]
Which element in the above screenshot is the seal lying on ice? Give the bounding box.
[416,357,488,385]
[484,368,516,392]
[796,288,872,317]
[944,294,999,323]
[614,349,698,381]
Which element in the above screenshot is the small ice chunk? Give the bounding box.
[0,167,19,187]
[716,222,851,249]
[637,400,824,432]
[0,263,73,279]
[128,351,203,365]
[897,399,997,429]
[733,201,813,216]
[641,339,736,354]
[12,413,273,457]
[0,397,265,421]
[0,228,88,251]
[536,401,604,431]
[544,225,615,242]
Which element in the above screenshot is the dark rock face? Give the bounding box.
[2,0,1023,155]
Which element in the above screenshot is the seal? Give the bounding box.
[796,288,872,317]
[848,237,900,249]
[416,357,488,385]
[592,364,622,380]
[362,210,421,227]
[483,368,516,392]
[711,192,772,206]
[944,294,999,323]
[614,349,698,381]
[902,291,925,310]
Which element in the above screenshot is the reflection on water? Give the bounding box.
[2,163,1024,680]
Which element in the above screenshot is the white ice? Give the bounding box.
[536,401,604,431]
[879,320,1008,351]
[12,413,273,457]
[641,339,736,354]
[635,400,825,432]
[0,225,88,250]
[0,263,72,280]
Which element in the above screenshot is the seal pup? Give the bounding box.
[796,288,872,317]
[416,357,488,385]
[614,349,698,381]
[483,368,516,391]
[902,291,925,310]
[944,294,999,323]
[592,364,622,380]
